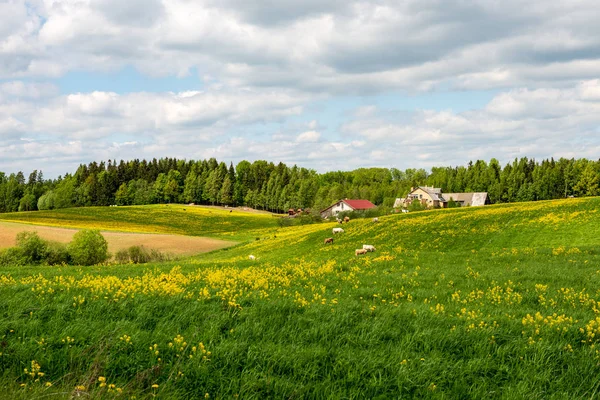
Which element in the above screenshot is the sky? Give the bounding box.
[1,0,600,178]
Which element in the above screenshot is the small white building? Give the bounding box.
[320,199,376,219]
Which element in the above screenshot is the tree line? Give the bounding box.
[0,157,598,214]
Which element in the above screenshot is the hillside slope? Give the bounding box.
[203,197,600,264]
[0,204,280,241]
[1,198,600,398]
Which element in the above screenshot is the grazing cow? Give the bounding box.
[355,248,368,256]
[362,244,376,252]
[332,227,344,234]
[344,216,350,223]
[402,209,409,213]
[336,217,342,224]
[324,237,334,244]
[249,255,256,260]
[372,217,379,222]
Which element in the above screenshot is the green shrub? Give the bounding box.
[115,248,130,264]
[149,249,171,262]
[0,247,25,267]
[408,198,427,212]
[277,217,294,227]
[68,230,109,266]
[115,246,171,264]
[128,245,151,264]
[447,198,461,208]
[15,231,48,264]
[45,241,71,265]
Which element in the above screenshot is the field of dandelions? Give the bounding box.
[2,198,600,398]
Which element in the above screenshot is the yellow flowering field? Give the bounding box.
[1,197,600,398]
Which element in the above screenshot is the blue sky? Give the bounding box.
[56,67,205,95]
[1,0,599,177]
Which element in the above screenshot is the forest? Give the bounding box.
[0,157,598,214]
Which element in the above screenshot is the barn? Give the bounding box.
[320,199,376,219]
[396,186,489,209]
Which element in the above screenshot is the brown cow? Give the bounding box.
[355,248,368,256]
[344,216,350,223]
[324,237,334,244]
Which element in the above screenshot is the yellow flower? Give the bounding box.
[152,384,159,389]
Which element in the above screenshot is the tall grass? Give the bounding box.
[1,198,600,398]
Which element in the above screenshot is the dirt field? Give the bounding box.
[0,221,235,257]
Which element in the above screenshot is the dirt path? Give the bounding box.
[0,221,235,257]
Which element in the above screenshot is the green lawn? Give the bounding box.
[2,198,600,398]
[0,204,281,241]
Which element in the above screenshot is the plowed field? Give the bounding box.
[0,221,234,256]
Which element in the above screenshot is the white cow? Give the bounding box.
[402,209,409,213]
[372,217,379,222]
[332,227,344,234]
[249,255,256,260]
[362,244,376,252]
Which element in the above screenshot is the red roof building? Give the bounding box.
[320,199,376,219]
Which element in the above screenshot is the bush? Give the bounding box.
[408,198,427,212]
[45,241,71,265]
[128,246,152,264]
[115,245,170,264]
[0,247,25,267]
[149,249,171,262]
[447,198,461,208]
[15,231,48,264]
[115,249,130,264]
[277,217,294,227]
[68,230,109,266]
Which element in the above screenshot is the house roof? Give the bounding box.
[343,199,376,210]
[320,199,377,214]
[411,186,444,201]
[443,192,488,206]
[406,187,489,206]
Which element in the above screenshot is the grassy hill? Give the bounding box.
[0,204,281,241]
[1,198,600,398]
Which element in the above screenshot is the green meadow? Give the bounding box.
[0,204,280,241]
[2,198,600,398]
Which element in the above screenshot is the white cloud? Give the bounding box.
[337,81,600,168]
[0,81,59,99]
[0,0,598,93]
[296,130,321,143]
[3,81,600,176]
[1,1,600,177]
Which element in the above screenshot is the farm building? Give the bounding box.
[396,186,489,208]
[320,199,376,219]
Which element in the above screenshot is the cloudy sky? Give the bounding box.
[1,0,600,177]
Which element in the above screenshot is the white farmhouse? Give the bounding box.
[320,199,376,219]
